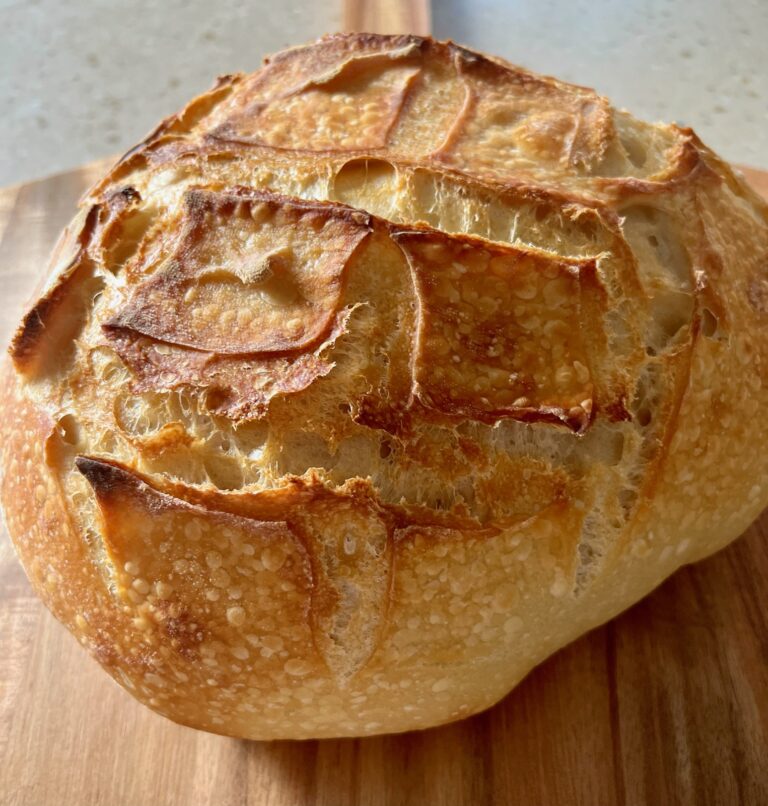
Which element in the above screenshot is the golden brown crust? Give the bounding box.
[394,229,602,432]
[2,33,767,739]
[106,190,372,354]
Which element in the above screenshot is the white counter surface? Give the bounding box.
[2,0,766,185]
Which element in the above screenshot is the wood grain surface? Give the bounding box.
[343,0,431,35]
[0,157,767,806]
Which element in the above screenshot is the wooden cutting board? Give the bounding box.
[0,153,767,806]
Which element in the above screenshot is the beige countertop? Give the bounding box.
[1,0,766,186]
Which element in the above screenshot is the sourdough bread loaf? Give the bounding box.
[2,34,767,739]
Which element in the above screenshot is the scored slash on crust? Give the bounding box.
[95,187,609,433]
[73,454,576,686]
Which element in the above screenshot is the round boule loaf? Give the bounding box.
[2,33,767,739]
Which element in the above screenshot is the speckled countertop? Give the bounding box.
[1,0,766,186]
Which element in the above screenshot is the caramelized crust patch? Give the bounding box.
[102,190,373,420]
[395,230,599,431]
[213,40,422,152]
[106,309,354,420]
[107,190,371,354]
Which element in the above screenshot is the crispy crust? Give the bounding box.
[2,33,768,739]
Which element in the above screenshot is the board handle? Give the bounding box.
[343,0,431,35]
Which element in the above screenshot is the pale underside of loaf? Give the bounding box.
[1,34,767,739]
